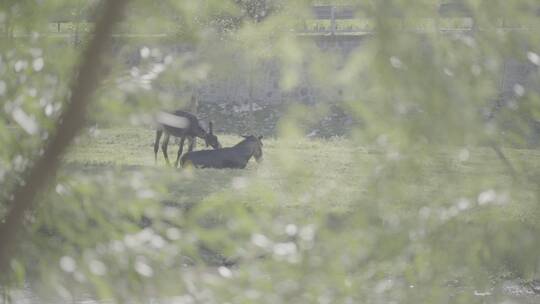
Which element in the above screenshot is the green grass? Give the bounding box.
[65,127,368,213]
[63,126,540,223]
[50,126,540,301]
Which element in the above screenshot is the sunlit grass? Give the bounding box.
[64,127,540,225]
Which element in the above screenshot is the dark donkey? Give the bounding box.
[180,135,263,169]
[154,110,221,167]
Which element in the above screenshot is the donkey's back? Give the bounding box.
[181,135,262,169]
[181,148,248,169]
[160,110,205,138]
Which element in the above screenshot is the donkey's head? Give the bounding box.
[242,135,263,163]
[204,121,222,149]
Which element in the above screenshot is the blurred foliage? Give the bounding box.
[1,0,540,303]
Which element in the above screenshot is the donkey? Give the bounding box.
[154,110,221,167]
[180,135,263,169]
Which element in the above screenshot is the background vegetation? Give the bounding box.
[1,0,540,303]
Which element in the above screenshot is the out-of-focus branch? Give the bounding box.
[0,0,130,274]
[489,142,517,178]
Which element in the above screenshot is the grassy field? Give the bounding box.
[49,126,540,302]
[65,127,366,213]
[64,126,540,221]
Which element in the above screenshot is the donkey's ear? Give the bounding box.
[258,135,263,140]
[209,121,214,134]
[241,135,248,138]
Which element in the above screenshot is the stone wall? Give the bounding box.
[195,35,369,107]
[112,34,538,137]
[117,34,537,107]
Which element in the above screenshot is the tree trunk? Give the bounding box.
[0,0,130,276]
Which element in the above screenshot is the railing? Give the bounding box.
[48,4,539,35]
[304,3,538,35]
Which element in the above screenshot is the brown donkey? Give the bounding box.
[154,110,221,167]
[181,135,263,169]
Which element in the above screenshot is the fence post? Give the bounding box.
[330,6,336,35]
[434,3,440,33]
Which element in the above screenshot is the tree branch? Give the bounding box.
[489,141,517,179]
[0,0,130,274]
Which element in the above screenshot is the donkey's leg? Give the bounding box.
[188,137,196,152]
[154,129,163,164]
[174,136,186,168]
[161,133,171,166]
